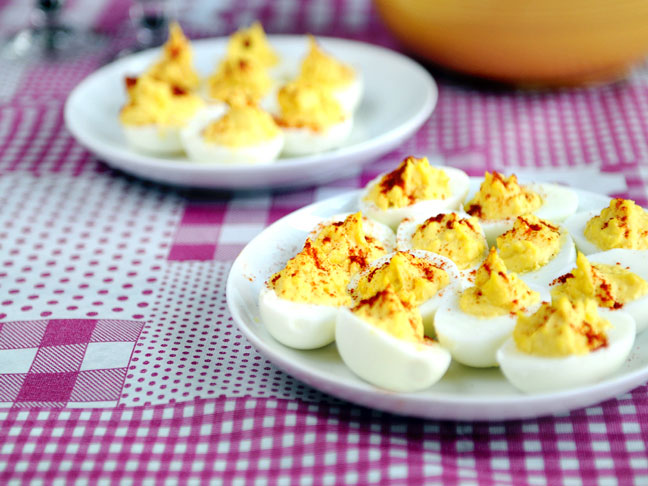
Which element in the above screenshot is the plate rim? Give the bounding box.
[64,35,438,186]
[226,185,648,421]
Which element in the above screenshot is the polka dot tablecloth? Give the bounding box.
[1,1,648,484]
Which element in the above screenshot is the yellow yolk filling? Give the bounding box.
[352,286,424,343]
[496,215,561,273]
[411,213,486,270]
[465,172,543,221]
[120,75,204,127]
[354,251,449,307]
[297,36,354,89]
[203,102,279,147]
[207,57,272,104]
[226,21,279,68]
[270,242,351,307]
[277,81,345,131]
[584,198,648,250]
[551,252,648,309]
[514,297,609,357]
[270,212,388,305]
[145,22,200,92]
[364,156,451,210]
[459,248,539,318]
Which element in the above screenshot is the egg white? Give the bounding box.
[335,307,452,392]
[258,286,339,349]
[583,249,648,334]
[496,309,636,393]
[280,116,353,156]
[348,250,464,338]
[333,72,363,114]
[258,212,396,350]
[564,210,618,255]
[122,124,185,155]
[396,210,489,281]
[504,226,577,288]
[433,284,549,368]
[180,105,284,164]
[466,182,579,245]
[360,166,471,230]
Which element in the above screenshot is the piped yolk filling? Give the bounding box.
[459,248,539,318]
[352,286,424,343]
[203,102,279,147]
[120,75,204,127]
[496,215,561,273]
[354,251,449,307]
[146,22,200,92]
[584,198,648,250]
[270,212,388,305]
[513,297,609,357]
[364,156,451,210]
[411,213,486,270]
[276,81,346,131]
[465,171,542,221]
[551,252,648,309]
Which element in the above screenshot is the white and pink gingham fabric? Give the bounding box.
[1,0,648,484]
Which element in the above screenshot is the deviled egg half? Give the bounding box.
[348,250,463,337]
[464,171,579,244]
[434,248,548,368]
[336,286,451,392]
[564,198,648,255]
[296,36,363,114]
[396,210,488,281]
[181,97,283,164]
[274,80,353,156]
[550,250,648,334]
[120,74,204,154]
[258,212,394,350]
[497,297,635,394]
[359,156,471,230]
[495,214,576,287]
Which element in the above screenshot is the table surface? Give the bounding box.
[1,1,648,484]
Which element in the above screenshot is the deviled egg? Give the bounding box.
[181,98,283,164]
[275,80,352,156]
[495,214,576,286]
[396,210,488,280]
[336,286,451,392]
[464,171,579,244]
[434,248,548,368]
[550,251,648,333]
[296,36,363,114]
[359,156,471,230]
[349,250,463,337]
[120,75,204,154]
[497,297,635,393]
[258,212,394,349]
[564,198,648,255]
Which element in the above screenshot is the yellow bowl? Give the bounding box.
[373,0,648,86]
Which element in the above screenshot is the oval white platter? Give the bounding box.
[226,183,648,421]
[65,35,437,189]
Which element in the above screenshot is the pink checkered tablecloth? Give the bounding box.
[1,0,648,484]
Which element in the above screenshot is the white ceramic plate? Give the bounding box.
[226,182,648,421]
[64,36,437,189]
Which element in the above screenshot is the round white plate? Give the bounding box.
[226,183,648,420]
[64,36,437,189]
